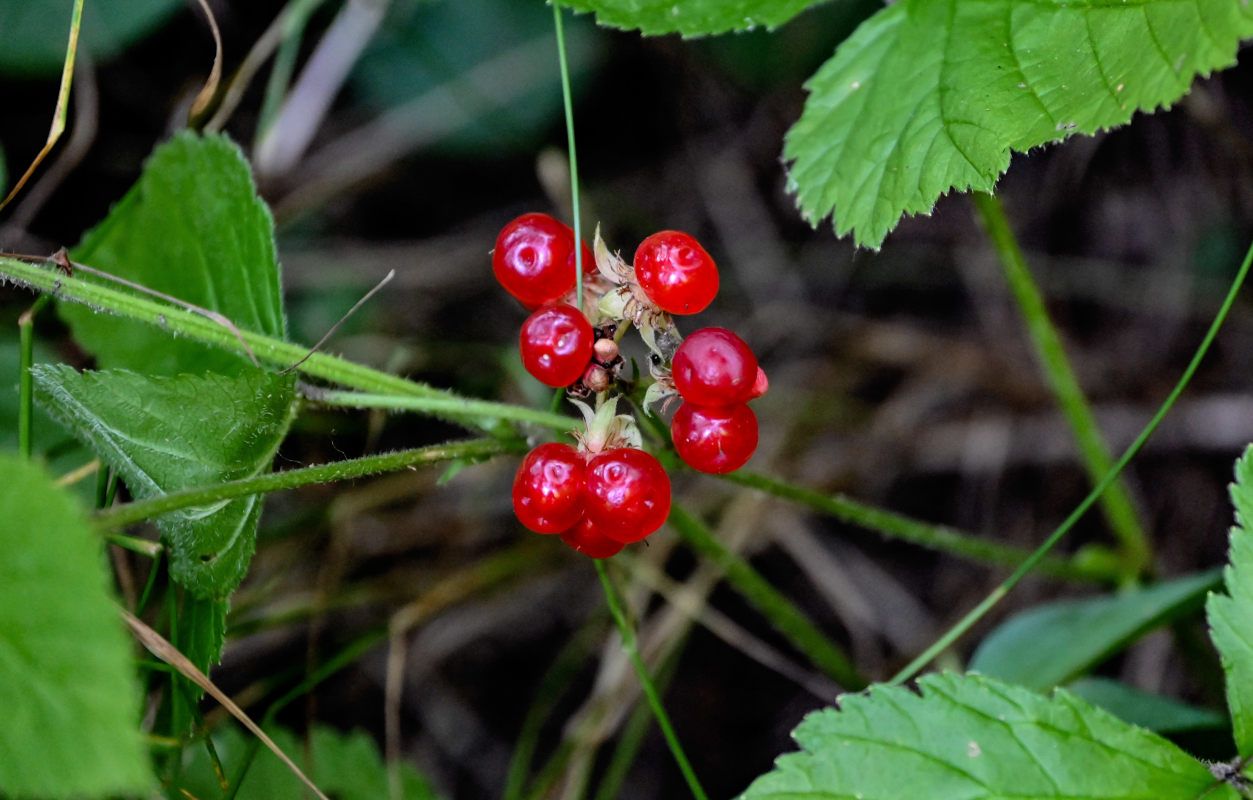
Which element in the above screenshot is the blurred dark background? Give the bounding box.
[3,1,1253,797]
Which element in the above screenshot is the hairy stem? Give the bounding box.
[720,470,1115,583]
[95,438,522,530]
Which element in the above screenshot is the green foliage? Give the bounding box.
[1207,444,1253,758]
[784,0,1253,248]
[0,454,152,798]
[177,594,229,683]
[60,131,286,377]
[178,723,442,800]
[969,569,1219,691]
[740,672,1234,800]
[557,0,826,36]
[0,0,182,75]
[1065,677,1226,735]
[32,366,297,599]
[354,0,600,155]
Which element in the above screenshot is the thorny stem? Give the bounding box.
[973,191,1151,579]
[594,559,709,800]
[889,235,1253,686]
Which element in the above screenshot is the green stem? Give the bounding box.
[973,192,1150,577]
[720,470,1114,583]
[256,0,325,144]
[890,235,1253,686]
[307,388,573,431]
[667,504,866,689]
[17,296,48,459]
[0,255,534,435]
[552,3,584,302]
[95,438,522,530]
[594,560,708,800]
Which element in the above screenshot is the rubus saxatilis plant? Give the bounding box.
[493,212,769,557]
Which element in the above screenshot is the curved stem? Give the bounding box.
[594,559,708,800]
[889,235,1253,686]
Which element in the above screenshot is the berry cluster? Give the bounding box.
[491,212,767,557]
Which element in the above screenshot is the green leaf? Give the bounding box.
[741,672,1233,800]
[0,0,183,75]
[968,569,1219,691]
[1065,677,1226,735]
[0,453,152,798]
[61,131,286,377]
[33,365,297,599]
[785,0,1253,248]
[177,723,442,800]
[1207,444,1253,758]
[178,594,229,680]
[557,0,826,36]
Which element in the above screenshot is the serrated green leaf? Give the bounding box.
[1207,444,1253,758]
[1065,677,1226,735]
[61,131,286,376]
[177,723,442,800]
[557,0,825,36]
[969,570,1219,691]
[0,0,182,75]
[741,672,1232,800]
[33,365,297,599]
[0,454,152,798]
[785,0,1253,248]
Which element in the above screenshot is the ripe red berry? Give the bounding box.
[512,443,587,533]
[560,517,626,559]
[633,230,719,314]
[671,327,758,406]
[671,402,758,474]
[749,366,769,400]
[520,304,595,387]
[493,213,592,306]
[583,448,671,543]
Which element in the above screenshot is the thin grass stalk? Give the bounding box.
[594,559,708,800]
[973,191,1150,577]
[889,235,1253,685]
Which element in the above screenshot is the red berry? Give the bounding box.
[583,448,671,543]
[520,304,595,387]
[749,366,769,400]
[671,402,758,474]
[560,517,626,558]
[633,230,719,314]
[493,213,592,306]
[671,327,758,406]
[512,443,586,533]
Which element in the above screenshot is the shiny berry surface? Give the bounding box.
[632,230,719,314]
[583,448,671,543]
[512,443,586,533]
[671,402,758,474]
[493,213,591,306]
[671,327,758,406]
[520,304,595,387]
[559,517,626,559]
